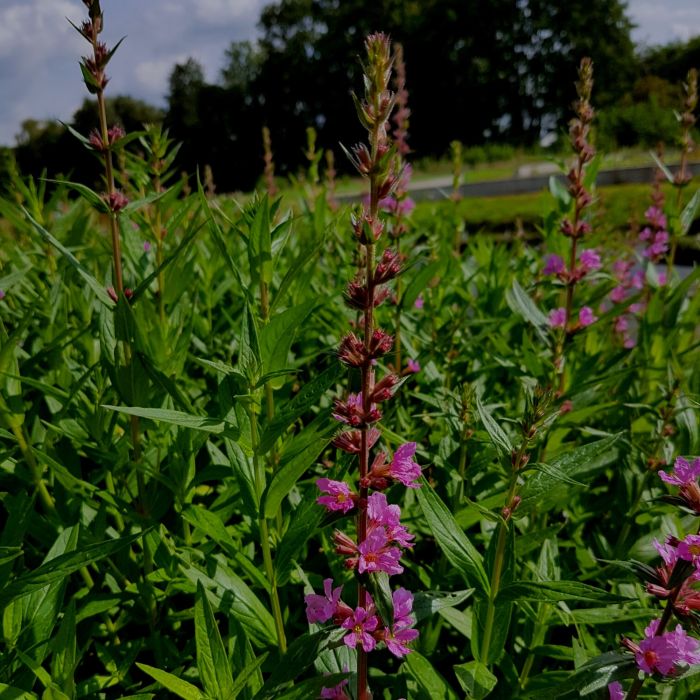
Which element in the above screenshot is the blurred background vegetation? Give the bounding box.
[1,0,699,193]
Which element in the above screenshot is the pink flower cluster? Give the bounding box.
[639,206,669,262]
[305,580,419,658]
[548,306,597,330]
[659,456,700,515]
[622,619,700,675]
[614,455,700,696]
[543,248,601,281]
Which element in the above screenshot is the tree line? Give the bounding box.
[6,0,700,192]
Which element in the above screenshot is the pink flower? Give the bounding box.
[389,443,422,488]
[321,678,350,699]
[305,578,343,624]
[635,621,679,675]
[659,457,700,487]
[613,316,629,333]
[368,493,414,548]
[578,306,597,327]
[143,241,152,252]
[653,538,679,568]
[543,254,565,275]
[0,289,5,300]
[316,478,356,513]
[633,619,700,675]
[357,529,403,575]
[414,295,424,309]
[382,588,418,657]
[342,607,378,651]
[677,534,700,562]
[406,358,420,373]
[623,336,637,349]
[398,197,415,215]
[631,271,645,290]
[610,285,627,304]
[608,681,625,700]
[549,307,567,328]
[579,248,601,273]
[392,587,416,627]
[385,625,419,657]
[645,206,667,229]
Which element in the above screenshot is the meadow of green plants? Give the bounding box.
[1,4,700,700]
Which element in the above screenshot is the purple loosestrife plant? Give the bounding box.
[612,455,700,699]
[71,0,127,297]
[305,34,420,700]
[549,57,597,392]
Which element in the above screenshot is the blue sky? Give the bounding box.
[0,0,699,146]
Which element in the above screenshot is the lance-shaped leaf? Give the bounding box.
[416,479,489,595]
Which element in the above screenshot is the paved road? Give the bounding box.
[338,163,699,203]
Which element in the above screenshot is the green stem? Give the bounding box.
[12,423,55,513]
[249,397,287,654]
[480,441,528,662]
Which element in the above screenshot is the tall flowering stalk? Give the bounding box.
[611,456,700,699]
[73,0,127,296]
[550,58,597,393]
[262,126,278,198]
[389,42,415,374]
[72,0,147,507]
[305,34,420,700]
[667,68,697,280]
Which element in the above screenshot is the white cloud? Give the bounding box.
[193,0,261,24]
[0,0,84,59]
[134,54,191,93]
[628,0,700,45]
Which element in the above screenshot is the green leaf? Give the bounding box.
[649,150,675,184]
[23,210,112,306]
[505,279,549,343]
[130,216,204,303]
[548,174,572,208]
[180,564,276,647]
[198,178,247,297]
[0,684,37,699]
[45,179,106,211]
[0,531,144,609]
[475,394,513,456]
[517,433,622,515]
[258,298,317,389]
[367,572,394,627]
[255,631,334,698]
[497,580,629,604]
[240,302,262,384]
[412,589,474,623]
[101,405,236,437]
[195,581,234,699]
[679,188,700,236]
[416,479,489,595]
[183,506,237,553]
[553,651,635,696]
[275,496,324,586]
[259,363,343,454]
[401,259,443,309]
[248,195,273,286]
[454,661,497,699]
[230,653,268,699]
[262,417,333,519]
[471,524,514,664]
[50,601,76,697]
[404,651,459,700]
[136,663,204,700]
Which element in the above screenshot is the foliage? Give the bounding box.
[1,8,700,700]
